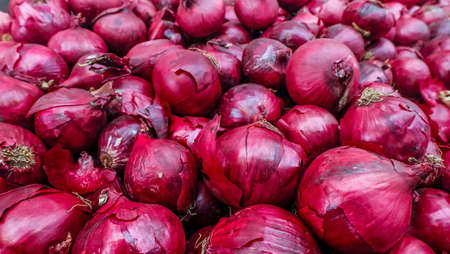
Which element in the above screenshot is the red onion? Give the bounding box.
[48,26,108,66]
[365,38,397,61]
[385,2,407,21]
[383,0,421,7]
[134,0,158,25]
[193,116,306,209]
[278,0,310,11]
[0,122,46,185]
[307,0,347,26]
[413,5,447,24]
[368,59,393,84]
[1,43,68,88]
[152,49,222,116]
[186,226,213,254]
[234,0,279,30]
[0,184,90,254]
[389,235,435,254]
[0,74,43,127]
[391,57,431,97]
[425,52,450,84]
[266,21,315,50]
[412,188,450,252]
[340,85,431,162]
[429,19,450,39]
[395,16,430,46]
[218,83,282,128]
[297,146,436,254]
[0,178,16,194]
[206,39,244,61]
[151,0,179,11]
[176,0,225,38]
[110,75,154,98]
[421,36,450,57]
[395,46,422,59]
[205,49,242,90]
[93,6,147,56]
[148,8,184,45]
[72,195,186,254]
[0,11,11,41]
[27,88,107,152]
[205,204,321,253]
[322,24,364,59]
[242,38,291,89]
[215,21,251,44]
[225,5,238,22]
[286,39,360,111]
[292,7,324,36]
[277,105,339,158]
[441,150,450,191]
[0,41,15,59]
[359,61,392,85]
[10,0,71,44]
[68,0,125,23]
[169,115,209,150]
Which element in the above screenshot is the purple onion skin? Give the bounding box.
[395,17,430,46]
[176,0,225,38]
[266,21,315,50]
[169,115,209,150]
[389,235,435,254]
[391,57,431,98]
[322,24,364,59]
[68,0,125,23]
[234,0,279,30]
[206,50,242,90]
[365,38,397,61]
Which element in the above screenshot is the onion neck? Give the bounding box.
[333,60,353,88]
[0,145,36,169]
[439,90,450,108]
[357,87,395,106]
[352,22,371,38]
[183,0,196,8]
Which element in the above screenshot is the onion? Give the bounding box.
[359,61,392,85]
[134,0,158,25]
[0,122,46,185]
[152,49,222,116]
[186,226,214,254]
[389,235,435,254]
[441,150,450,191]
[205,49,242,90]
[425,52,450,85]
[391,57,431,97]
[286,39,360,111]
[343,0,394,38]
[0,184,90,254]
[225,5,238,22]
[47,26,108,66]
[218,83,282,128]
[151,0,179,11]
[124,134,198,212]
[297,146,437,254]
[93,6,147,56]
[193,116,306,209]
[68,0,125,23]
[0,178,16,194]
[242,38,291,89]
[365,38,397,61]
[110,75,154,98]
[307,0,347,26]
[1,43,69,88]
[148,8,184,45]
[395,46,422,59]
[413,5,447,25]
[215,21,252,44]
[0,41,15,59]
[385,2,407,21]
[206,39,244,61]
[278,0,310,11]
[277,105,339,158]
[322,24,364,59]
[72,195,186,254]
[0,74,43,127]
[27,88,107,152]
[412,188,450,253]
[395,16,430,46]
[429,19,450,39]
[176,0,225,38]
[234,0,279,30]
[421,36,450,58]
[0,11,11,41]
[10,0,71,44]
[292,7,324,36]
[204,204,321,253]
[169,115,209,150]
[340,85,431,163]
[266,21,315,50]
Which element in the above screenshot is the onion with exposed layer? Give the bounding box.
[169,115,209,150]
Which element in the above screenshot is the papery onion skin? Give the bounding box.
[215,21,252,44]
[0,184,90,254]
[277,105,339,158]
[365,38,397,61]
[206,50,242,90]
[0,11,11,39]
[359,61,391,85]
[395,17,430,46]
[385,2,407,21]
[176,0,225,38]
[340,84,431,162]
[68,0,125,23]
[152,49,222,116]
[0,178,16,194]
[412,188,450,253]
[322,24,364,59]
[307,0,347,26]
[48,26,108,66]
[425,52,450,85]
[0,74,43,127]
[206,39,244,61]
[292,7,325,36]
[389,235,435,254]
[266,21,315,50]
[297,146,434,254]
[148,8,184,45]
[169,115,209,150]
[205,204,322,253]
[234,0,279,30]
[391,57,431,98]
[125,134,198,212]
[72,195,186,254]
[0,122,46,185]
[286,38,360,111]
[242,38,291,89]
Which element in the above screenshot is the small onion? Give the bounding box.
[307,0,347,26]
[429,19,450,39]
[206,39,244,61]
[148,8,184,45]
[413,5,447,25]
[292,7,325,36]
[391,57,431,97]
[359,61,392,85]
[395,16,430,46]
[278,0,309,11]
[234,0,279,30]
[421,37,450,58]
[266,21,315,50]
[365,38,397,61]
[134,0,158,25]
[176,0,225,38]
[389,235,435,254]
[215,21,251,44]
[151,0,179,11]
[322,24,364,59]
[395,46,422,59]
[68,0,125,23]
[169,115,209,150]
[205,49,242,90]
[425,52,450,85]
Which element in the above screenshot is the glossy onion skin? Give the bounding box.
[388,235,435,254]
[169,115,209,150]
[125,134,198,212]
[322,24,364,60]
[266,21,315,50]
[306,0,347,26]
[215,21,252,44]
[412,188,450,253]
[395,17,430,46]
[205,204,322,253]
[391,57,431,98]
[0,122,46,185]
[176,0,225,38]
[277,105,339,158]
[72,195,186,254]
[425,52,450,85]
[187,226,214,254]
[234,0,279,30]
[206,50,242,90]
[0,184,90,254]
[68,0,125,23]
[152,49,222,116]
[366,38,397,61]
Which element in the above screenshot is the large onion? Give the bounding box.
[266,21,315,50]
[234,0,279,30]
[176,0,225,38]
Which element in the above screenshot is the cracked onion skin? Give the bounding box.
[169,115,209,150]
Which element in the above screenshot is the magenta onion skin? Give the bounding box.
[307,0,347,26]
[266,21,315,50]
[277,105,339,158]
[0,122,46,185]
[27,88,107,152]
[111,75,154,98]
[225,5,238,22]
[297,146,434,254]
[148,8,184,45]
[286,39,360,111]
[413,5,447,25]
[412,188,450,252]
[206,39,244,61]
[292,7,325,36]
[151,0,179,11]
[340,85,431,163]
[322,24,364,59]
[93,7,147,56]
[441,150,450,191]
[206,50,242,90]
[0,74,43,127]
[205,204,321,253]
[234,0,279,30]
[72,195,186,254]
[176,0,225,38]
[152,49,222,116]
[0,11,11,39]
[421,37,450,58]
[169,115,209,150]
[389,235,435,254]
[385,2,407,21]
[0,178,16,194]
[187,226,214,254]
[395,46,422,59]
[0,184,90,254]
[425,52,450,85]
[125,134,198,212]
[48,27,108,66]
[10,0,71,44]
[134,0,158,25]
[127,39,182,81]
[68,0,125,23]
[193,116,306,209]
[359,61,392,85]
[430,19,450,39]
[395,17,430,46]
[218,83,282,128]
[365,38,397,61]
[391,57,431,98]
[215,21,252,44]
[242,38,291,89]
[278,0,310,11]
